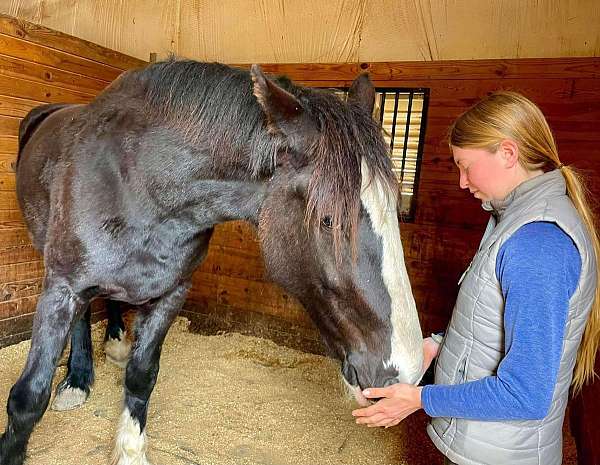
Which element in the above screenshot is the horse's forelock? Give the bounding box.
[302,92,397,260]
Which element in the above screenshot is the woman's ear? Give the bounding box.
[499,139,519,168]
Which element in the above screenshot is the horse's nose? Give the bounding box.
[342,360,359,386]
[382,377,398,388]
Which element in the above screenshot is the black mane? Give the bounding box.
[122,58,397,247]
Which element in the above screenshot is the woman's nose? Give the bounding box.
[459,171,469,190]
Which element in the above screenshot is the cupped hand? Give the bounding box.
[351,383,422,428]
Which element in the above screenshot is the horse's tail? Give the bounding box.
[16,103,72,170]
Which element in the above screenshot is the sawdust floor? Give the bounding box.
[0,318,577,465]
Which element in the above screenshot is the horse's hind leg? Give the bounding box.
[51,305,94,411]
[104,300,131,368]
[52,299,130,411]
[111,282,189,465]
[0,280,85,465]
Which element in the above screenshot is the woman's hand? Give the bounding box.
[351,384,422,428]
[351,336,440,428]
[423,336,441,372]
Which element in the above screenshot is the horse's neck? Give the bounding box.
[191,178,268,226]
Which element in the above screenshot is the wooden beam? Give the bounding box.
[234,58,600,81]
[0,14,146,71]
[0,33,123,82]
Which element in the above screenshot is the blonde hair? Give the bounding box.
[449,91,600,394]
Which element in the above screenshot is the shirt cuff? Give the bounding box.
[421,384,437,417]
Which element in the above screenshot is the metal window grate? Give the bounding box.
[330,87,429,222]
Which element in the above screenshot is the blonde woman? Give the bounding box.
[353,91,600,465]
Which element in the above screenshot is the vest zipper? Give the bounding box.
[458,260,473,285]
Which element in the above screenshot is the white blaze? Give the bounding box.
[360,159,423,384]
[111,407,151,465]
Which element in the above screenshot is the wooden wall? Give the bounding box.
[0,14,144,347]
[184,57,600,347]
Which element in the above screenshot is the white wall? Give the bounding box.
[2,0,598,62]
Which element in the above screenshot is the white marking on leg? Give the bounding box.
[360,160,423,384]
[111,407,151,465]
[105,329,131,368]
[51,386,88,411]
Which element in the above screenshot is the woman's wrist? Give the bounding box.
[415,386,423,409]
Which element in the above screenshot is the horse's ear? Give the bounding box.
[251,64,303,134]
[348,73,375,115]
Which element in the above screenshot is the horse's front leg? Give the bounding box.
[111,282,189,465]
[0,280,86,465]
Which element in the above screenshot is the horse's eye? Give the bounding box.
[321,216,333,230]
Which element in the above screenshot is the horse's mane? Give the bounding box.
[119,58,397,252]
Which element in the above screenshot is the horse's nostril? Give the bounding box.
[342,361,359,386]
[383,378,398,388]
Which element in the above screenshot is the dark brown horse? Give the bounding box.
[3,59,423,465]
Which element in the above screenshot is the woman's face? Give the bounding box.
[451,145,512,202]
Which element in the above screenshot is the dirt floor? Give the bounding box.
[0,318,577,465]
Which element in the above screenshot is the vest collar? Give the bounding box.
[481,169,565,219]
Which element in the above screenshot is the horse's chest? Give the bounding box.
[87,221,210,303]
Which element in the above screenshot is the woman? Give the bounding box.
[352,91,600,465]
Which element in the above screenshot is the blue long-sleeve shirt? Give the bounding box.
[421,221,581,420]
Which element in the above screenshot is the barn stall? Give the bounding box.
[0,2,598,464]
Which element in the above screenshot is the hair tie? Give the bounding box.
[557,163,564,170]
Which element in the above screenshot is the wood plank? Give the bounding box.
[0,243,40,267]
[216,273,307,324]
[0,14,146,71]
[400,222,483,264]
[0,115,19,137]
[0,328,31,349]
[0,189,18,210]
[209,221,261,253]
[197,245,266,281]
[0,75,92,104]
[570,356,600,465]
[0,276,42,302]
[242,58,600,82]
[0,53,106,96]
[0,259,44,283]
[0,33,122,82]
[0,209,23,224]
[0,311,34,339]
[0,94,42,118]
[0,172,15,191]
[0,294,37,319]
[0,152,16,173]
[0,227,31,248]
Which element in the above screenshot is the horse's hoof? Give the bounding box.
[105,330,131,368]
[51,382,89,411]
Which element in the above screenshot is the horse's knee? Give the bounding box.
[7,378,50,426]
[125,362,158,400]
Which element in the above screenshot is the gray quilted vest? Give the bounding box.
[427,169,597,465]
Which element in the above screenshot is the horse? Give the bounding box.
[2,59,423,465]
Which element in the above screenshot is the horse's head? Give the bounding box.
[252,66,424,405]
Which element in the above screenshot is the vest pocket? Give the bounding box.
[441,357,468,440]
[456,356,468,383]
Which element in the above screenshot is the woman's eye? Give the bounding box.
[321,216,333,229]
